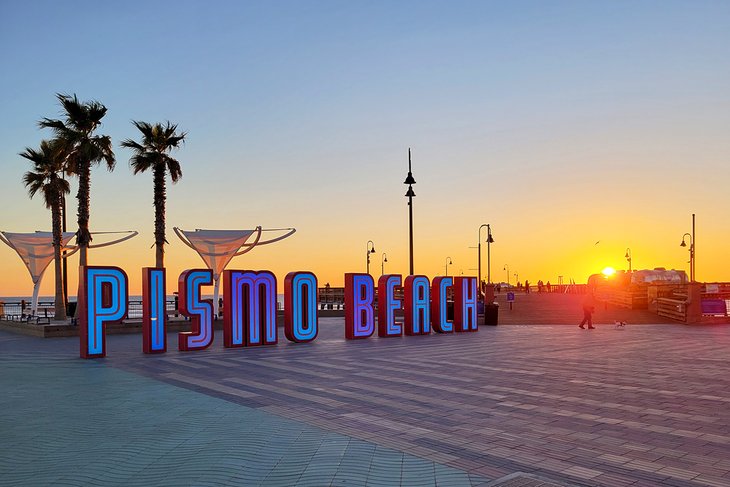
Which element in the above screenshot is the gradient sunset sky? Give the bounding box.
[1,0,729,296]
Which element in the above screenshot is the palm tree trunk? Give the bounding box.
[77,161,91,268]
[52,193,67,320]
[74,161,91,320]
[154,164,166,269]
[61,193,68,311]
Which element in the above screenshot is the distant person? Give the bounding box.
[517,281,522,291]
[546,281,552,293]
[524,280,530,294]
[538,280,544,293]
[579,293,596,330]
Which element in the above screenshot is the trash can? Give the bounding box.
[66,302,77,317]
[484,302,499,326]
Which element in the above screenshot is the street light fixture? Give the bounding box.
[381,253,388,276]
[477,224,488,289]
[485,225,495,284]
[404,148,416,275]
[625,248,632,273]
[680,213,696,282]
[503,264,510,286]
[61,169,69,312]
[680,233,694,282]
[366,240,376,275]
[445,257,453,277]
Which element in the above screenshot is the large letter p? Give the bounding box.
[79,266,128,359]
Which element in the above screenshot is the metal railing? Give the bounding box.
[0,299,180,323]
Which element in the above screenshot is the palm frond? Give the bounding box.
[166,157,183,183]
[86,101,108,124]
[120,138,145,152]
[57,93,87,127]
[132,120,154,137]
[130,152,158,174]
[21,139,69,208]
[126,120,185,182]
[94,135,116,169]
[23,171,45,199]
[19,146,42,163]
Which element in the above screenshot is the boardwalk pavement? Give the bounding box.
[2,319,730,486]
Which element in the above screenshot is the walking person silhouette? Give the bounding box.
[579,292,596,329]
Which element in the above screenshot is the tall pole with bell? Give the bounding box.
[487,224,494,284]
[61,191,68,311]
[680,213,697,282]
[478,224,487,289]
[366,240,375,275]
[404,149,416,275]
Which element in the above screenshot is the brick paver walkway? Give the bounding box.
[2,320,730,486]
[491,292,677,325]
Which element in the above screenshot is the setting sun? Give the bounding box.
[602,266,616,277]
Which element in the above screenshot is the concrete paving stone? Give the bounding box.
[560,465,603,480]
[660,478,709,487]
[367,468,402,479]
[402,480,436,487]
[692,476,730,487]
[4,320,730,486]
[363,480,397,487]
[298,471,337,483]
[435,478,474,487]
[591,472,637,487]
[331,476,368,486]
[690,463,730,478]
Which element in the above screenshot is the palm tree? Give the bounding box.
[21,139,71,320]
[39,93,115,268]
[121,121,186,268]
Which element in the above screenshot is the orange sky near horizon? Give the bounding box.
[0,182,722,297]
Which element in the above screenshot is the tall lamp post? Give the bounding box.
[514,272,519,284]
[445,257,453,277]
[381,253,388,276]
[503,264,510,286]
[366,240,376,275]
[486,224,494,283]
[61,186,68,312]
[680,233,694,282]
[404,149,416,275]
[625,248,632,273]
[478,224,488,289]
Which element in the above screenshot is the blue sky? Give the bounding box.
[1,0,729,294]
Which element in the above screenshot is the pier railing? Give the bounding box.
[0,299,179,322]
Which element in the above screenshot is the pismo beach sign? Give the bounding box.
[79,267,478,359]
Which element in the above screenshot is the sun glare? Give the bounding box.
[602,266,616,277]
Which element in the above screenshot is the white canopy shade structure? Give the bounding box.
[86,231,138,249]
[0,230,138,316]
[174,227,296,317]
[0,231,77,315]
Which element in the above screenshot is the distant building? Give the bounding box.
[588,268,688,289]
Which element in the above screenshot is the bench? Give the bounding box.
[657,297,687,322]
